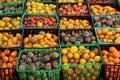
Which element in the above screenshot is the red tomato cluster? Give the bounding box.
[23,16,56,28]
[59,4,88,16]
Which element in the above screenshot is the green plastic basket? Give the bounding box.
[25,2,57,14]
[0,0,25,4]
[0,2,24,16]
[60,44,102,80]
[60,29,98,45]
[0,15,22,30]
[92,14,120,28]
[94,27,118,45]
[26,0,57,3]
[118,2,120,7]
[16,49,60,80]
[20,14,58,29]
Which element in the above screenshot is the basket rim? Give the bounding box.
[16,49,61,72]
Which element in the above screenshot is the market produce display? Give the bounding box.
[60,30,97,44]
[59,17,92,29]
[0,0,22,3]
[88,0,114,3]
[0,49,18,79]
[90,5,120,15]
[17,49,60,80]
[61,45,101,80]
[22,15,57,28]
[101,45,120,80]
[102,46,120,64]
[25,1,56,14]
[0,31,22,48]
[61,45,101,64]
[0,49,18,68]
[0,4,22,14]
[59,3,89,16]
[27,0,56,2]
[0,16,21,30]
[58,0,84,3]
[93,15,120,28]
[18,51,59,70]
[23,30,58,48]
[0,0,120,80]
[96,28,120,44]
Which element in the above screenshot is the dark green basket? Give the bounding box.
[100,45,120,80]
[60,44,102,80]
[0,48,20,80]
[16,49,60,80]
[20,14,58,29]
[90,3,120,16]
[60,29,98,45]
[0,2,24,16]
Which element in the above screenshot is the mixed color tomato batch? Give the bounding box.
[0,0,120,80]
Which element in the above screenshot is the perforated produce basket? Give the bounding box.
[58,0,85,3]
[60,44,102,80]
[16,49,60,80]
[59,16,93,29]
[0,0,25,3]
[0,29,23,48]
[60,29,98,45]
[58,3,90,16]
[0,2,24,16]
[21,14,58,29]
[100,45,120,80]
[26,0,57,3]
[94,27,120,45]
[88,0,116,3]
[0,15,22,30]
[0,48,20,80]
[25,2,58,14]
[22,28,60,49]
[92,14,120,28]
[90,3,120,16]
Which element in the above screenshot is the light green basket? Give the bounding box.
[16,49,60,80]
[60,44,102,80]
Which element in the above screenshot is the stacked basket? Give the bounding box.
[0,0,120,80]
[91,1,120,80]
[0,0,24,80]
[17,0,60,80]
[58,0,102,80]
